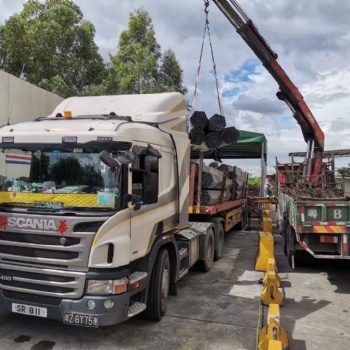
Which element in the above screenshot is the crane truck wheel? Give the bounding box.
[286,225,296,270]
[214,222,225,261]
[144,248,170,321]
[282,220,288,256]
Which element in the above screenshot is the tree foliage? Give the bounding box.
[337,166,350,179]
[248,177,261,186]
[0,0,106,97]
[109,8,186,95]
[0,3,186,97]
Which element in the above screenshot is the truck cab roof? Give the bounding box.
[48,92,186,124]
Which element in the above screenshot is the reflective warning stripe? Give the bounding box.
[299,241,313,255]
[342,235,348,256]
[300,206,305,222]
[313,225,346,234]
[320,235,338,243]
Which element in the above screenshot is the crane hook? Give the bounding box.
[204,0,210,14]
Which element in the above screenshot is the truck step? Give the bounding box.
[179,247,188,260]
[129,271,147,284]
[179,267,189,280]
[127,302,147,318]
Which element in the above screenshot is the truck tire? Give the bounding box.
[282,221,288,256]
[214,222,224,261]
[198,229,215,272]
[144,248,170,321]
[286,225,298,270]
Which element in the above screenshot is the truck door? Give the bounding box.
[129,145,161,261]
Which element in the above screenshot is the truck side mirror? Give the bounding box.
[143,172,159,204]
[99,151,119,169]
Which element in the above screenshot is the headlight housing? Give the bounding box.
[86,278,128,295]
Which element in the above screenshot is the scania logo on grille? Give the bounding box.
[0,216,69,236]
[60,237,67,246]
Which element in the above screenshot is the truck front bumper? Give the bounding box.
[0,290,131,327]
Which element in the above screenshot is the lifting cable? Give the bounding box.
[191,0,224,117]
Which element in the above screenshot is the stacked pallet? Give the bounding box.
[189,111,240,150]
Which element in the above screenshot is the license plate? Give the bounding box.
[64,312,99,327]
[12,303,47,318]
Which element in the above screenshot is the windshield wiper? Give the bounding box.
[50,206,114,212]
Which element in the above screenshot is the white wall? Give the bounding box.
[343,177,350,195]
[0,70,64,125]
[0,70,64,180]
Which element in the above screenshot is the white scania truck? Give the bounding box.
[0,93,246,327]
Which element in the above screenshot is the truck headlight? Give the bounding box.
[86,278,128,295]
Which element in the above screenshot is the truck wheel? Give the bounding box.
[214,222,224,261]
[282,222,287,256]
[286,225,296,269]
[144,249,170,321]
[198,229,215,272]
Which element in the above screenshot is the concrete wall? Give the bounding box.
[0,70,64,125]
[343,177,350,196]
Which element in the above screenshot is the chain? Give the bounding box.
[191,0,224,117]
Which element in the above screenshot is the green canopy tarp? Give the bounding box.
[191,130,267,162]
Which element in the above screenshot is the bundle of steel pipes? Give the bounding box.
[192,161,247,205]
[189,111,240,149]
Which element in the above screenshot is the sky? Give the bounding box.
[1,0,350,176]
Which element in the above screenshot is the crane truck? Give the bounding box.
[0,93,248,327]
[210,0,350,268]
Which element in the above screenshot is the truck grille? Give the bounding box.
[0,229,94,267]
[0,220,105,298]
[0,231,80,246]
[0,263,85,298]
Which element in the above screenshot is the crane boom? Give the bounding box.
[212,0,324,179]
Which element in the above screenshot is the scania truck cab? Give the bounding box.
[0,92,223,327]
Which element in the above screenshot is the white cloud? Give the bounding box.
[1,0,350,175]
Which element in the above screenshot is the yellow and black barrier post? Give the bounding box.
[258,304,288,350]
[255,232,274,271]
[261,265,283,306]
[263,258,281,288]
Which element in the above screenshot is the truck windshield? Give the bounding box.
[0,148,123,212]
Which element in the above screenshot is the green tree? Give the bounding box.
[160,49,187,94]
[337,166,350,179]
[0,0,106,97]
[109,8,186,95]
[248,177,261,186]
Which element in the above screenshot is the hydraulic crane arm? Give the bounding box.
[211,0,324,178]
